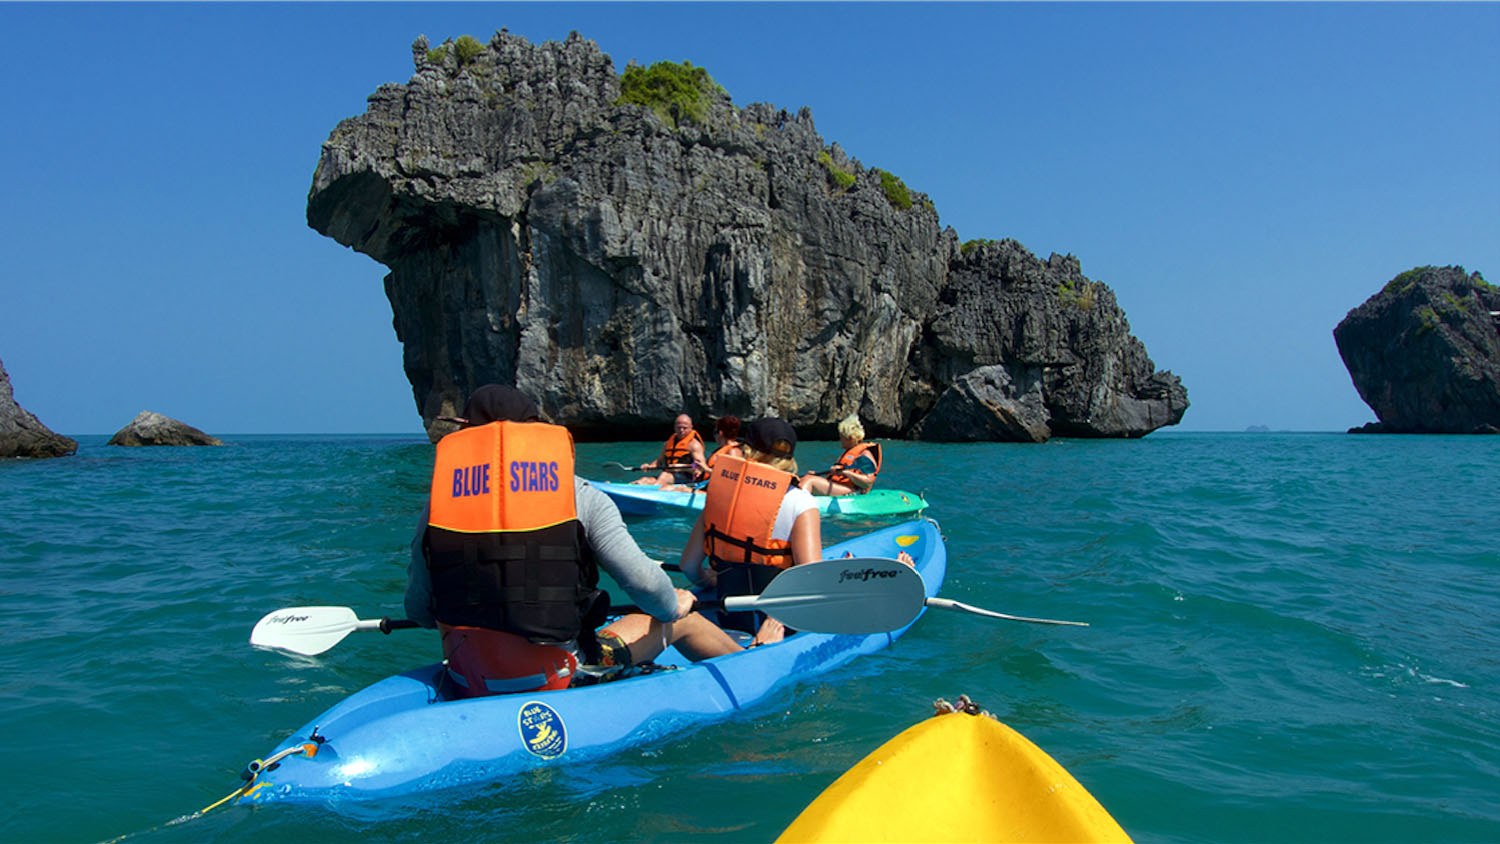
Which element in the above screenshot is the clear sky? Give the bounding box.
[2,2,1496,435]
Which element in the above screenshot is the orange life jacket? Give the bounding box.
[660,429,704,469]
[702,454,796,571]
[424,421,602,697]
[705,442,744,470]
[828,441,882,492]
[701,454,797,634]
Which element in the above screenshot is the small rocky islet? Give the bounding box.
[1335,266,1500,434]
[106,411,224,447]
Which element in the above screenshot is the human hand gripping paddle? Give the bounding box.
[249,559,1086,656]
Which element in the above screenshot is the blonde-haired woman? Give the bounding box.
[800,413,882,496]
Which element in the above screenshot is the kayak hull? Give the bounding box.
[241,518,946,805]
[776,713,1132,843]
[584,478,928,518]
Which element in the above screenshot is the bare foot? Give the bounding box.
[750,617,786,647]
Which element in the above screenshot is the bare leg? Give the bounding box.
[800,475,855,496]
[599,611,743,664]
[800,474,831,495]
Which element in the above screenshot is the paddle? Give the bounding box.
[250,559,1085,656]
[250,607,421,656]
[627,557,1088,633]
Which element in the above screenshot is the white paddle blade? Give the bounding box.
[725,557,927,635]
[250,606,361,656]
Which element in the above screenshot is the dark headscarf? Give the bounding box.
[461,384,540,426]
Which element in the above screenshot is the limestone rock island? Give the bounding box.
[307,30,1188,442]
[1334,266,1500,434]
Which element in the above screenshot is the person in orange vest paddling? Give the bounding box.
[630,413,706,487]
[602,416,915,666]
[403,385,701,697]
[604,417,820,656]
[800,414,882,496]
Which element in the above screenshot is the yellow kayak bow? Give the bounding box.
[777,710,1132,843]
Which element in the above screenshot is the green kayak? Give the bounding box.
[585,479,928,519]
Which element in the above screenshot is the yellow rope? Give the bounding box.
[195,742,315,816]
[197,784,251,815]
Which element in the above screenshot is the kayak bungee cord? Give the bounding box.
[197,734,325,814]
[94,737,327,843]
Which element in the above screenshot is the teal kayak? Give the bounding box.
[584,478,929,519]
[237,518,946,805]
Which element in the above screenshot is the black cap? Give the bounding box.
[461,384,540,426]
[743,417,796,458]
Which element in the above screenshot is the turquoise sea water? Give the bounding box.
[2,433,1497,843]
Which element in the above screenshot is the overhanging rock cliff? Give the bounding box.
[308,30,1188,441]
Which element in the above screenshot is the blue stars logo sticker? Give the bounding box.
[518,701,567,759]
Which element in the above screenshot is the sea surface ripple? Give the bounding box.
[1,432,1496,843]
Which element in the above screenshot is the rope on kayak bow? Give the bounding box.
[932,694,997,721]
[92,734,326,841]
[195,733,325,815]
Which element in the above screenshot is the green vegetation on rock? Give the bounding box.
[618,60,724,128]
[1441,290,1469,316]
[873,168,913,210]
[1384,265,1434,296]
[455,35,485,64]
[427,35,487,71]
[817,150,856,190]
[961,238,1001,257]
[1414,304,1441,335]
[1057,278,1096,311]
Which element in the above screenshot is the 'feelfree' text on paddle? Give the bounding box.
[838,567,900,583]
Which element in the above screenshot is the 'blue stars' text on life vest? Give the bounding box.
[452,463,491,497]
[510,460,561,492]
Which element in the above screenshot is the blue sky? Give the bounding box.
[2,2,1496,435]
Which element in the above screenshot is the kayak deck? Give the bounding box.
[240,518,946,805]
[776,712,1132,843]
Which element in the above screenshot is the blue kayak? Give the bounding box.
[585,478,929,519]
[238,518,946,805]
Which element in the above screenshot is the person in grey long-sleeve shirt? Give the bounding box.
[405,477,688,630]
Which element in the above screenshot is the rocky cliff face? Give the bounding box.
[307,30,1187,441]
[1334,266,1500,434]
[1,357,76,459]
